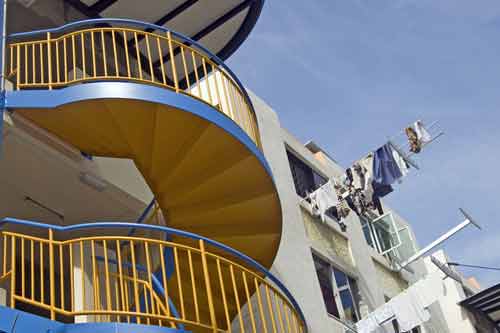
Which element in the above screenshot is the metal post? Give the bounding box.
[0,0,6,92]
[49,228,55,319]
[0,0,7,158]
[199,239,217,332]
[397,208,481,271]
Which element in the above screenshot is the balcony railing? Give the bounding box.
[0,218,306,333]
[6,19,260,146]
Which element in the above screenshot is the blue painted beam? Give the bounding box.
[90,0,119,13]
[152,0,254,68]
[5,82,270,179]
[0,306,191,333]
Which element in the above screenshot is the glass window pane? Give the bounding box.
[360,218,375,248]
[313,171,327,189]
[394,227,417,262]
[339,289,359,323]
[333,267,348,287]
[372,212,402,254]
[312,254,340,317]
[287,150,327,197]
[287,151,316,197]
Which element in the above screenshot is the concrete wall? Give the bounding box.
[250,92,341,332]
[421,250,496,333]
[250,91,421,333]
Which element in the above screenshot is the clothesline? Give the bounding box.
[356,273,441,333]
[388,140,419,170]
[390,120,440,143]
[302,119,442,229]
[407,131,444,158]
[393,120,444,156]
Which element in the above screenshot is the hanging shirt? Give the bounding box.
[355,313,379,333]
[391,146,409,177]
[405,126,421,153]
[355,301,395,333]
[390,289,431,332]
[372,144,403,186]
[309,180,339,222]
[414,120,432,146]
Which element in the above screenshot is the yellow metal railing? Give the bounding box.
[7,27,259,145]
[0,228,305,333]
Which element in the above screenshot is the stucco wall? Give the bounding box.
[300,207,353,267]
[249,91,422,333]
[373,260,409,299]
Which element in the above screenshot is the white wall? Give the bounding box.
[422,250,478,333]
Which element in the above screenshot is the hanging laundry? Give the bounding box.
[357,155,375,207]
[372,182,393,198]
[406,120,432,153]
[373,143,403,186]
[391,146,409,177]
[308,180,339,222]
[390,289,431,332]
[414,120,432,146]
[355,313,379,333]
[372,302,395,325]
[333,183,351,222]
[351,163,366,190]
[355,299,395,333]
[372,197,385,215]
[344,168,354,187]
[405,126,421,153]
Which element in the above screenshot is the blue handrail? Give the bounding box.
[7,18,256,122]
[126,198,156,239]
[0,217,307,328]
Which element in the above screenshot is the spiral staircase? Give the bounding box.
[0,3,307,333]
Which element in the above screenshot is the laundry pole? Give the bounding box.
[397,208,481,271]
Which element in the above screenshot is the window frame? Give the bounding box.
[312,252,361,324]
[371,212,402,255]
[361,212,408,258]
[286,149,328,198]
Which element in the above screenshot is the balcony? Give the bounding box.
[6,19,259,146]
[0,219,306,333]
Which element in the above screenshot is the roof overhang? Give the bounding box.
[64,0,263,60]
[460,282,500,331]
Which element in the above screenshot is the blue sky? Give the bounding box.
[228,0,500,287]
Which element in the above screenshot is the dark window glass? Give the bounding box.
[287,151,326,197]
[333,268,348,287]
[312,254,340,317]
[339,289,359,323]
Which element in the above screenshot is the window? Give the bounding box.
[361,213,418,265]
[361,212,402,255]
[312,253,360,324]
[287,150,327,198]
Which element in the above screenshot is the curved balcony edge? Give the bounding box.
[7,17,252,102]
[0,218,307,332]
[4,81,271,181]
[7,18,260,147]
